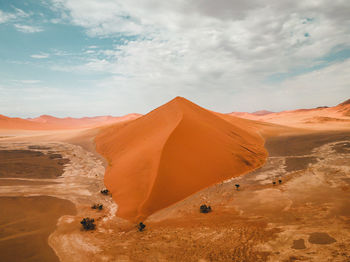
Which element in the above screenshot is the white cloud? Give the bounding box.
[52,1,350,72]
[47,0,350,113]
[15,80,42,84]
[0,8,28,24]
[14,24,44,33]
[275,59,350,108]
[0,10,16,23]
[51,58,113,73]
[30,53,50,59]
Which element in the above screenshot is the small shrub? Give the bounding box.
[91,204,103,210]
[138,222,146,232]
[272,181,276,185]
[235,184,240,190]
[278,179,282,184]
[200,204,212,213]
[80,217,95,230]
[100,189,109,195]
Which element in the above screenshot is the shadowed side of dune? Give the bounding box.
[96,97,268,222]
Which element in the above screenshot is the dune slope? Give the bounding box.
[95,97,267,222]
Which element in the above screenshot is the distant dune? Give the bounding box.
[0,113,141,130]
[229,99,350,130]
[95,97,268,222]
[338,98,350,106]
[252,110,274,116]
[0,114,45,130]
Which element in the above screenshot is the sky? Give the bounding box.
[0,0,349,117]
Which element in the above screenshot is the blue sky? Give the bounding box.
[0,0,349,117]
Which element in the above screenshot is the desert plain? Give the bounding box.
[1,97,350,262]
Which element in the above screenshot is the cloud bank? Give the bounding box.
[49,0,350,112]
[0,0,349,117]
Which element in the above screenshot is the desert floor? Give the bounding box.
[0,130,350,262]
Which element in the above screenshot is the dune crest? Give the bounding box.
[95,97,267,222]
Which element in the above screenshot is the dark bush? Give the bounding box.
[278,179,282,184]
[235,184,240,190]
[200,204,212,213]
[91,204,103,210]
[80,217,95,230]
[100,189,109,195]
[138,222,146,232]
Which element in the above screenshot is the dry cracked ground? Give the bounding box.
[0,131,350,262]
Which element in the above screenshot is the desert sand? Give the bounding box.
[0,196,76,262]
[230,99,350,130]
[0,113,140,130]
[95,97,268,221]
[1,97,350,261]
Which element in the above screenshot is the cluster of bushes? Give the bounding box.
[80,188,111,230]
[91,204,103,210]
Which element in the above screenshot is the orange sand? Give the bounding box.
[230,99,350,130]
[95,97,268,222]
[0,114,140,130]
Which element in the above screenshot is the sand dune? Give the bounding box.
[0,114,48,130]
[230,99,350,130]
[95,97,268,222]
[0,113,140,130]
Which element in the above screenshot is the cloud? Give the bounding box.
[14,80,42,84]
[44,1,350,113]
[30,53,50,59]
[51,1,350,74]
[0,10,16,23]
[277,59,350,106]
[51,58,113,73]
[14,24,44,33]
[0,8,28,24]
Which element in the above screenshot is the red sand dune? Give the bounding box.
[229,99,350,129]
[0,114,48,130]
[95,97,268,222]
[0,114,141,130]
[28,114,141,128]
